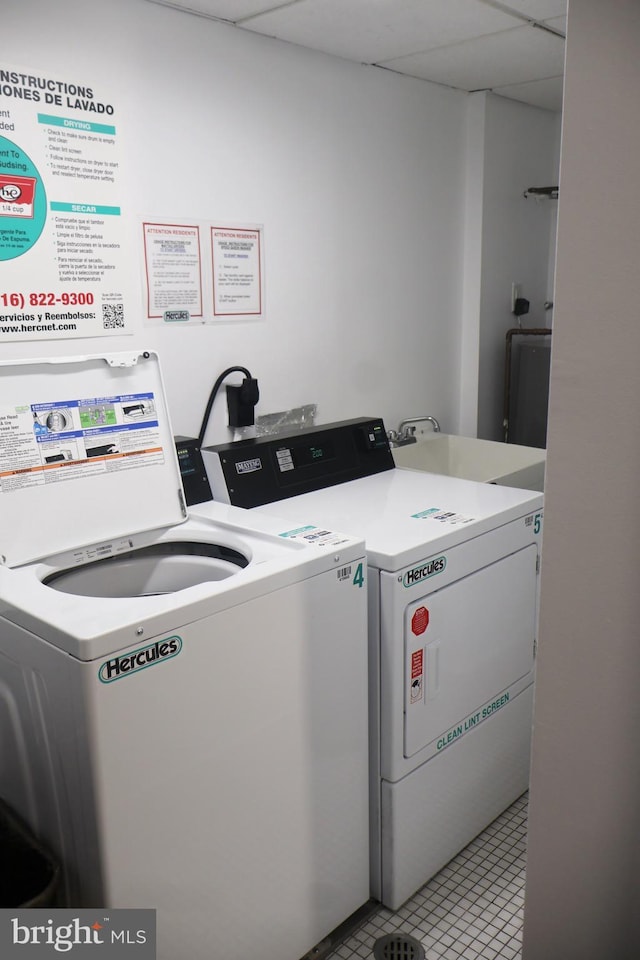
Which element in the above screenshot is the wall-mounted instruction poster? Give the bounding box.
[142,221,203,323]
[0,63,134,342]
[211,225,263,319]
[142,219,265,325]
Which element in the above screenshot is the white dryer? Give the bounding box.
[200,418,544,910]
[0,354,370,960]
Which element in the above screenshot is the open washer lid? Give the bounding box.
[0,350,186,568]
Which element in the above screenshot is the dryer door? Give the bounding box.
[403,544,537,758]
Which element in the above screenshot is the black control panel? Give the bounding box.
[174,435,213,505]
[202,417,394,508]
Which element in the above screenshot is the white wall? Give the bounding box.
[475,94,561,441]
[458,93,486,439]
[2,0,469,444]
[523,2,640,957]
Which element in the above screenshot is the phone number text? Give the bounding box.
[1,292,95,308]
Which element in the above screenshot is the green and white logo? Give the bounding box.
[99,636,182,683]
[403,556,446,588]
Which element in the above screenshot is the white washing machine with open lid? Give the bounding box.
[0,351,370,960]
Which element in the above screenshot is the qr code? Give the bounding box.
[102,303,125,329]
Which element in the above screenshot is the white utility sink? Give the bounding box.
[392,434,545,491]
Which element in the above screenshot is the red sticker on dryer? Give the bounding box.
[410,649,424,704]
[411,606,429,635]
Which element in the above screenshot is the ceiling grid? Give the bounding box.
[145,0,566,111]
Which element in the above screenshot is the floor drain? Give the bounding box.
[372,932,426,960]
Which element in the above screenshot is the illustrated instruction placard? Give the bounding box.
[0,393,163,493]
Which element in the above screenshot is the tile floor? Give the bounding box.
[323,792,528,960]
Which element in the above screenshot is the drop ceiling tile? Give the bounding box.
[241,0,524,65]
[381,23,565,92]
[494,75,564,111]
[145,0,293,21]
[483,0,567,19]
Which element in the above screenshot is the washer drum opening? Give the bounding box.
[43,541,249,598]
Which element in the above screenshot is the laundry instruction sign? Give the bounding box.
[211,225,263,318]
[142,219,265,325]
[0,62,135,341]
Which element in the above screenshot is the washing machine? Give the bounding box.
[199,418,544,910]
[0,353,370,960]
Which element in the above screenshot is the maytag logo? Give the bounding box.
[99,636,182,683]
[403,556,447,587]
[0,908,155,956]
[235,457,262,474]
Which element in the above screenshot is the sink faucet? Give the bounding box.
[398,416,441,437]
[387,416,440,447]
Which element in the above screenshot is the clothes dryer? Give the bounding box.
[0,354,369,960]
[200,419,544,910]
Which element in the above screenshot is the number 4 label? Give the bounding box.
[352,563,365,589]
